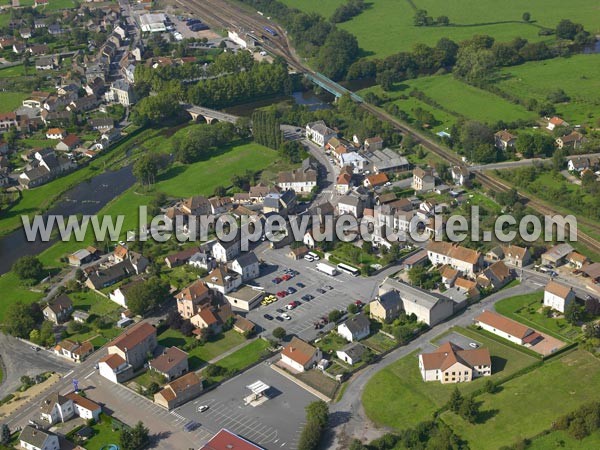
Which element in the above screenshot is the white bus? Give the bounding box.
[337,263,360,277]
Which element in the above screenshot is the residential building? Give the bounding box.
[338,314,370,342]
[544,280,575,313]
[541,243,574,267]
[149,347,189,381]
[567,251,589,269]
[369,290,402,323]
[335,343,367,367]
[68,249,94,266]
[450,166,470,186]
[200,428,265,450]
[427,241,482,276]
[43,294,73,324]
[546,116,568,131]
[54,339,93,363]
[366,148,410,174]
[164,247,201,268]
[364,136,383,151]
[89,117,114,132]
[502,244,531,268]
[336,166,353,195]
[262,190,297,215]
[107,79,135,106]
[337,194,364,217]
[39,392,74,424]
[277,158,318,193]
[233,315,256,335]
[0,112,18,131]
[19,426,60,450]
[475,310,541,346]
[98,353,133,383]
[154,372,204,410]
[494,130,516,150]
[140,13,167,33]
[106,322,157,370]
[109,278,145,308]
[412,167,435,192]
[230,252,260,282]
[176,280,211,319]
[55,134,81,152]
[477,261,513,291]
[46,128,66,139]
[305,120,336,147]
[203,265,242,295]
[363,172,389,189]
[65,392,102,422]
[419,341,491,384]
[188,252,216,271]
[85,260,135,289]
[280,337,322,372]
[556,131,586,150]
[568,157,589,173]
[288,245,309,260]
[212,238,241,263]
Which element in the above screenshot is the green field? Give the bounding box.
[362,327,538,428]
[44,0,78,10]
[442,350,600,450]
[496,54,600,126]
[528,430,600,449]
[331,0,600,57]
[158,328,246,370]
[217,338,271,372]
[495,292,581,342]
[280,0,346,18]
[0,65,26,78]
[0,92,28,113]
[157,142,281,197]
[361,74,535,129]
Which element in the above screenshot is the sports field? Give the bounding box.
[360,74,535,128]
[496,54,600,126]
[333,0,600,57]
[442,350,600,450]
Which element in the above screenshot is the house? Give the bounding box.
[68,249,94,266]
[556,131,585,150]
[19,426,60,450]
[280,337,322,372]
[55,134,81,152]
[544,280,575,313]
[427,241,482,276]
[190,302,233,333]
[189,252,216,271]
[336,166,353,195]
[35,55,57,71]
[450,166,470,186]
[203,265,242,295]
[39,392,74,424]
[106,79,135,106]
[85,260,135,289]
[568,157,589,173]
[34,0,48,6]
[0,112,18,132]
[475,310,541,346]
[363,172,389,189]
[337,194,364,217]
[477,261,513,291]
[233,315,255,335]
[288,245,309,260]
[336,342,368,365]
[262,190,297,215]
[164,247,200,268]
[454,277,480,301]
[419,341,491,384]
[502,244,531,268]
[403,249,429,269]
[109,278,145,308]
[201,429,265,450]
[441,265,459,288]
[43,294,73,324]
[230,252,260,282]
[12,42,26,54]
[106,322,157,370]
[546,116,568,131]
[98,353,133,383]
[379,278,456,326]
[54,339,93,362]
[176,280,211,319]
[65,392,102,422]
[412,167,435,192]
[154,372,204,410]
[46,128,66,140]
[277,158,318,193]
[208,196,233,215]
[305,120,336,147]
[541,243,574,267]
[149,347,189,381]
[337,314,370,342]
[494,130,516,151]
[72,310,90,323]
[68,96,100,113]
[364,136,383,151]
[369,290,402,323]
[212,238,241,263]
[567,251,589,269]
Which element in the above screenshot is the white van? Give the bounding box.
[304,255,314,262]
[307,252,320,261]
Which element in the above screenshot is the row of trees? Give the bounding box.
[553,401,600,440]
[331,0,367,24]
[297,401,329,450]
[252,110,283,150]
[413,10,449,27]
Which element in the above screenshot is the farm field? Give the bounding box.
[495,54,600,126]
[360,74,535,128]
[495,291,582,342]
[441,350,600,450]
[362,327,538,429]
[0,92,28,113]
[334,0,600,57]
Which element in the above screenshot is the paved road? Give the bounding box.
[470,152,600,172]
[328,279,540,447]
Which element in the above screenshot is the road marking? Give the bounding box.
[83,371,95,380]
[64,370,74,378]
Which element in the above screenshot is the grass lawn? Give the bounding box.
[0,271,44,319]
[361,75,535,127]
[0,65,25,78]
[528,429,600,449]
[316,332,349,355]
[44,0,78,10]
[69,289,122,317]
[441,350,600,450]
[362,332,397,353]
[156,142,281,197]
[334,0,600,57]
[76,413,122,450]
[363,326,538,428]
[0,92,28,113]
[496,54,600,127]
[217,338,271,372]
[158,328,247,370]
[495,291,581,342]
[280,0,346,19]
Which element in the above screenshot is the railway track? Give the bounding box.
[178,0,600,255]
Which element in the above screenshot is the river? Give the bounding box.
[0,166,135,275]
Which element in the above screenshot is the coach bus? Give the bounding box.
[337,263,360,277]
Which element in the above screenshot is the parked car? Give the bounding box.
[277,291,287,298]
[282,274,292,281]
[325,285,333,291]
[296,282,305,288]
[183,421,200,432]
[263,314,274,321]
[286,301,300,310]
[302,294,314,301]
[275,316,284,322]
[286,287,297,294]
[197,405,209,412]
[273,277,282,284]
[276,308,285,314]
[316,288,326,294]
[281,313,291,320]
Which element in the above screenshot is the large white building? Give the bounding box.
[427,241,482,277]
[419,341,491,384]
[306,120,336,147]
[280,337,322,372]
[543,280,575,313]
[475,310,541,346]
[140,13,167,33]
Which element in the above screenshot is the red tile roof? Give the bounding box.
[108,322,156,352]
[201,428,264,450]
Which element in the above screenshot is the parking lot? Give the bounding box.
[435,331,482,351]
[247,245,383,341]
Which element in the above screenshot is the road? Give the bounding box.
[469,152,600,171]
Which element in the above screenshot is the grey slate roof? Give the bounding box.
[19,426,56,448]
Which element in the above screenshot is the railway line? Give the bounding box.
[178,0,600,255]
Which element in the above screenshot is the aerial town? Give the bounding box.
[0,0,599,449]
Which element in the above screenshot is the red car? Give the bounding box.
[277,291,287,298]
[355,300,364,308]
[286,301,300,310]
[281,274,292,281]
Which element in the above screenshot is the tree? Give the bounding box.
[565,301,584,324]
[556,19,582,40]
[484,379,497,394]
[166,310,183,330]
[328,309,342,322]
[0,424,10,445]
[120,421,149,450]
[516,133,536,158]
[180,320,195,337]
[272,327,286,340]
[133,153,168,186]
[39,320,55,347]
[347,303,359,314]
[252,110,282,150]
[298,401,329,450]
[12,255,44,282]
[447,387,463,413]
[131,92,182,126]
[126,278,170,316]
[522,12,531,22]
[459,395,480,423]
[454,44,495,84]
[436,15,449,26]
[4,301,37,338]
[147,382,160,395]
